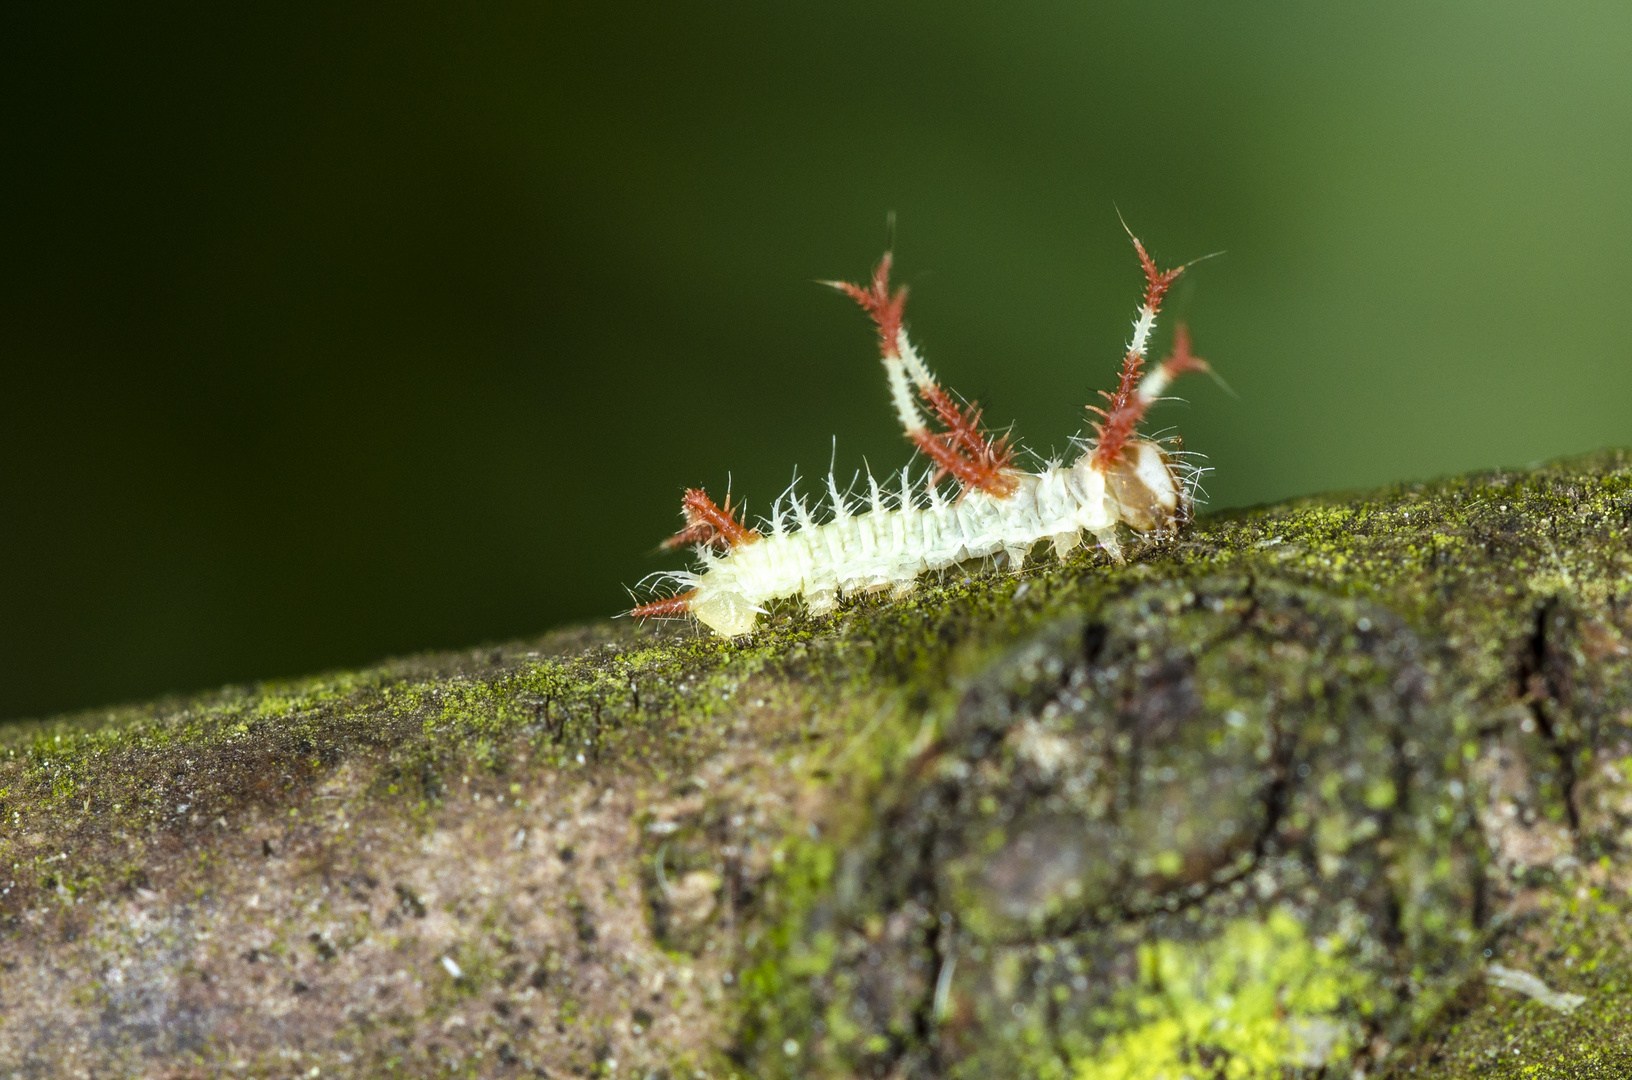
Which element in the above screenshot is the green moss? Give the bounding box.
[738,837,842,1070]
[1381,890,1632,1077]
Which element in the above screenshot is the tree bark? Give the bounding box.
[2,451,1630,1079]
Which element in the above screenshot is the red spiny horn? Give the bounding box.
[629,590,698,620]
[1091,233,1188,470]
[1131,234,1185,315]
[659,522,721,552]
[1153,323,1210,382]
[659,488,758,552]
[1086,392,1146,471]
[825,252,908,358]
[831,248,1017,500]
[913,384,1017,497]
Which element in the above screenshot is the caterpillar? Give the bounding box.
[628,227,1217,638]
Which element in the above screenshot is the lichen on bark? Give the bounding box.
[1,450,1630,1078]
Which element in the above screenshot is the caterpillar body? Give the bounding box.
[629,228,1217,638]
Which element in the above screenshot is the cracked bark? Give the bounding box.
[0,450,1630,1079]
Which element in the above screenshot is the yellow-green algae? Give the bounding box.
[1077,908,1376,1080]
[0,450,1628,1077]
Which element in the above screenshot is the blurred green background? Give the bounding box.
[1,2,1628,721]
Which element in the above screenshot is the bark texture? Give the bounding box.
[2,451,1631,1079]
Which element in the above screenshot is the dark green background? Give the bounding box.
[2,2,1628,721]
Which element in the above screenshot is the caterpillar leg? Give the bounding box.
[1050,530,1082,560]
[691,590,759,637]
[1093,528,1125,564]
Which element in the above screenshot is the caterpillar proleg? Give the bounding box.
[629,226,1218,637]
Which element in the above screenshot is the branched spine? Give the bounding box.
[1089,234,1188,471]
[659,489,758,552]
[827,256,1017,497]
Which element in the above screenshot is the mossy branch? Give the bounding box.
[2,451,1630,1078]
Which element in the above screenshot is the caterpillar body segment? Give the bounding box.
[628,229,1212,638]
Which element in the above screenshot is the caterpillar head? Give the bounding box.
[1073,439,1185,535]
